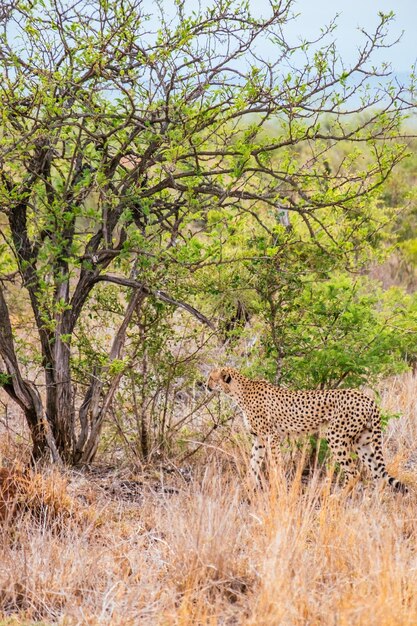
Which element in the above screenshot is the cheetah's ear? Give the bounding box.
[221,369,232,384]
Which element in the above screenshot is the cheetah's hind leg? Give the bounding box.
[355,427,408,494]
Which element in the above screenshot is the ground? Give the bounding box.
[0,373,416,625]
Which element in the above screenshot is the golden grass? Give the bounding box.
[0,373,416,625]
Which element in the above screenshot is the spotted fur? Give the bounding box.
[207,367,407,493]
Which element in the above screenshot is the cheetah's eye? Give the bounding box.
[223,373,231,384]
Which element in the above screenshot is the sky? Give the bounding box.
[8,0,417,75]
[271,0,417,73]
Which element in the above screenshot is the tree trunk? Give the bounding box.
[0,286,60,463]
[10,384,50,462]
[73,289,145,465]
[45,338,75,463]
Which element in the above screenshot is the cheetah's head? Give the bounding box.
[206,367,235,393]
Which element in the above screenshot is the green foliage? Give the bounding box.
[400,238,417,265]
[253,272,417,388]
[0,373,12,386]
[380,410,402,430]
[309,436,330,465]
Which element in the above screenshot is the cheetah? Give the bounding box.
[207,367,407,493]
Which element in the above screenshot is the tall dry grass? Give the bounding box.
[0,373,416,625]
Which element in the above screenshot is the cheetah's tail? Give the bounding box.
[370,406,408,494]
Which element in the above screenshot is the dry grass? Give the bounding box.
[0,374,416,625]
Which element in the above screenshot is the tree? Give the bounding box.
[0,0,411,463]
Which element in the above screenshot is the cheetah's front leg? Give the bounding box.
[250,435,266,487]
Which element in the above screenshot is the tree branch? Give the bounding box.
[94,274,215,330]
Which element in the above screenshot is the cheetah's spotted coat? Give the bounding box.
[207,367,407,493]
